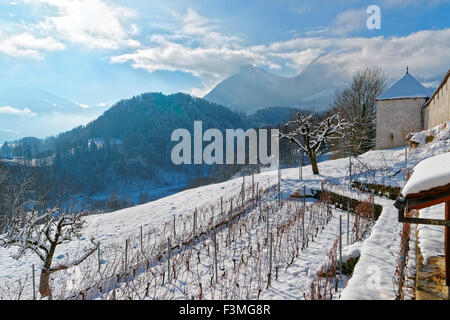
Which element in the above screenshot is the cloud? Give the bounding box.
[380,0,450,8]
[270,48,325,71]
[111,9,279,94]
[0,128,19,134]
[331,9,366,36]
[0,105,38,117]
[300,9,367,37]
[0,32,66,58]
[251,28,450,83]
[315,29,450,81]
[77,103,88,109]
[0,0,140,59]
[110,6,450,97]
[96,102,110,107]
[264,29,450,87]
[25,0,140,49]
[111,42,276,82]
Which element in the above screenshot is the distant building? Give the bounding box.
[88,137,123,149]
[375,68,450,149]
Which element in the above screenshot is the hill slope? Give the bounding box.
[1,93,303,201]
[1,122,448,300]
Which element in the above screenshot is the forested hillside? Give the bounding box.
[0,93,303,210]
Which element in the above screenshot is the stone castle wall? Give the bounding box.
[375,98,427,149]
[423,75,450,129]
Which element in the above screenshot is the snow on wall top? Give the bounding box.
[377,72,431,100]
[401,152,450,196]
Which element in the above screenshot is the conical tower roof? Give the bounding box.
[377,70,431,100]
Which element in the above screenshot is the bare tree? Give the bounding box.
[0,166,37,233]
[0,209,97,299]
[279,113,347,174]
[330,67,386,156]
[4,177,35,219]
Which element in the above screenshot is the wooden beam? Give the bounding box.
[406,184,450,210]
[405,183,450,199]
[399,216,450,226]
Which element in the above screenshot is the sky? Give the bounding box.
[0,0,449,108]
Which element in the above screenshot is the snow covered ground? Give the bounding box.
[0,129,448,299]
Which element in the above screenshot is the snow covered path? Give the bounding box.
[341,198,401,299]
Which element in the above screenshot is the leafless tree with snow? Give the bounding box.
[279,113,347,174]
[0,209,97,299]
[330,67,386,156]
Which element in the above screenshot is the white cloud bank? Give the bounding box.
[1,4,449,97]
[111,8,280,96]
[27,0,140,49]
[110,8,450,96]
[0,0,140,58]
[0,105,38,117]
[0,32,66,58]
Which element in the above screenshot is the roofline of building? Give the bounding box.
[376,96,429,101]
[422,68,450,109]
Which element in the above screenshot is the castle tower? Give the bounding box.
[375,69,431,149]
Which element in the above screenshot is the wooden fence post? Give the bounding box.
[193,208,197,238]
[339,215,342,277]
[173,214,176,241]
[300,151,304,180]
[278,168,281,207]
[405,146,408,175]
[372,191,375,220]
[32,264,36,300]
[256,182,259,204]
[140,226,143,253]
[97,243,101,274]
[124,239,129,275]
[445,201,449,299]
[252,173,255,200]
[321,181,324,199]
[242,175,245,204]
[213,230,218,283]
[302,185,306,247]
[349,155,352,184]
[267,233,273,288]
[397,236,409,299]
[228,199,233,244]
[347,202,350,245]
[229,200,232,227]
[167,238,171,284]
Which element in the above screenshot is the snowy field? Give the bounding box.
[0,124,448,300]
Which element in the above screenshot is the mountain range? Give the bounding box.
[203,63,347,114]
